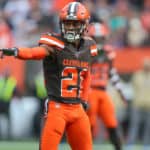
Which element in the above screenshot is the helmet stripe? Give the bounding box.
[68,2,78,16]
[70,2,77,13]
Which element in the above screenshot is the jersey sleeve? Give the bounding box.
[83,36,98,57]
[89,38,98,57]
[38,33,65,50]
[90,44,98,56]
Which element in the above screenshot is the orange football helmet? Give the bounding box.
[88,22,110,46]
[59,2,90,43]
[88,23,115,60]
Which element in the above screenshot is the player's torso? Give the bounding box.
[43,36,94,103]
[91,62,110,88]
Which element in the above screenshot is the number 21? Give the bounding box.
[61,67,87,98]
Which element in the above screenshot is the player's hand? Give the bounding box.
[81,101,89,111]
[0,47,18,57]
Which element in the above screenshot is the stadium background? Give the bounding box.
[0,0,150,150]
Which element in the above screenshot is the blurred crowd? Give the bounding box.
[0,0,150,49]
[0,0,150,148]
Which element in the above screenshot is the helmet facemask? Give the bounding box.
[61,20,87,43]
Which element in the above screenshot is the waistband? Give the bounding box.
[48,95,82,104]
[91,86,106,90]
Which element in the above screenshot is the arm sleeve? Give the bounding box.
[109,68,126,102]
[17,47,48,60]
[17,33,65,60]
[109,68,122,90]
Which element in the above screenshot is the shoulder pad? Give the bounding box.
[39,33,64,50]
[83,36,98,56]
[90,44,98,57]
[83,36,93,40]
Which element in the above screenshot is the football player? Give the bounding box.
[0,2,98,150]
[87,22,126,150]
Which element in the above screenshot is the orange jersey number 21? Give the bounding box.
[61,67,87,98]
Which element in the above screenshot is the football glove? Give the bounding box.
[0,47,18,56]
[81,101,89,111]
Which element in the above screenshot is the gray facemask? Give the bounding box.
[61,23,85,43]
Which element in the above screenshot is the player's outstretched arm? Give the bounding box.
[0,33,65,60]
[0,45,53,60]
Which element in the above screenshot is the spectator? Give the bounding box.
[140,0,150,46]
[126,58,150,150]
[126,17,148,47]
[33,70,47,138]
[0,69,17,139]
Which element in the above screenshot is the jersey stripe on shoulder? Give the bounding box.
[90,44,98,56]
[39,34,65,49]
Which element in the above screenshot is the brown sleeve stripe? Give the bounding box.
[90,45,98,56]
[39,35,64,49]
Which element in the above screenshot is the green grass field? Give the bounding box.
[0,141,145,150]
